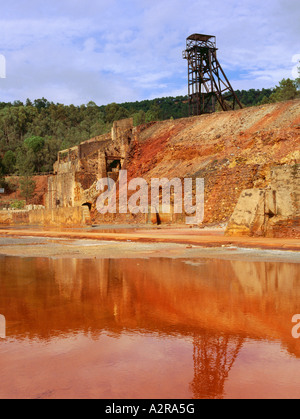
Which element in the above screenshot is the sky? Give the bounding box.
[0,0,299,106]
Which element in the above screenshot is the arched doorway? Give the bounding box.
[82,202,92,211]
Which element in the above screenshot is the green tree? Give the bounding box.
[19,175,36,203]
[105,103,130,123]
[86,101,97,107]
[33,98,51,111]
[0,162,5,188]
[133,110,146,126]
[13,100,24,107]
[24,135,45,153]
[105,103,120,123]
[16,147,35,175]
[114,107,130,121]
[145,103,161,122]
[2,150,16,174]
[16,148,36,202]
[259,95,272,105]
[296,62,300,90]
[270,78,298,102]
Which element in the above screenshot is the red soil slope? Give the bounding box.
[1,175,49,206]
[119,100,299,226]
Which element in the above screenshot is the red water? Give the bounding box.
[0,256,299,399]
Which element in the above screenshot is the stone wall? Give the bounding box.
[29,206,91,227]
[226,164,300,237]
[266,165,300,237]
[78,135,111,159]
[0,210,29,225]
[46,172,76,208]
[112,118,133,157]
[0,207,90,227]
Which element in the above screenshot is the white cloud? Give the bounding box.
[0,0,299,104]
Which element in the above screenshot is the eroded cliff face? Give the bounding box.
[92,99,300,237]
[226,165,299,237]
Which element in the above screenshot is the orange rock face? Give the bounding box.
[96,100,299,234]
[1,175,49,206]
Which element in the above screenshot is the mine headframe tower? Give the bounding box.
[183,34,243,116]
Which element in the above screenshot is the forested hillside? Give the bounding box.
[0,78,299,184]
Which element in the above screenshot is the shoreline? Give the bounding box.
[0,227,299,251]
[0,227,299,262]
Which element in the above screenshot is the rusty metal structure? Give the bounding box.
[183,34,243,116]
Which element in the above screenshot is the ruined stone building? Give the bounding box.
[45,118,133,211]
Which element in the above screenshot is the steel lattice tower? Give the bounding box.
[183,34,243,116]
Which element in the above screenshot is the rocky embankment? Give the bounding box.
[102,100,299,237]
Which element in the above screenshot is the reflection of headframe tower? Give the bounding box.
[183,34,243,116]
[190,332,244,399]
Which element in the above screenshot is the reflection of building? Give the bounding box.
[190,333,244,399]
[1,256,300,357]
[1,255,300,399]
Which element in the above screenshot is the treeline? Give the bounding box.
[234,88,274,106]
[120,80,300,121]
[119,88,276,120]
[0,76,299,189]
[232,79,299,106]
[0,99,164,179]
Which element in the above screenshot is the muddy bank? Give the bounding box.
[0,235,299,263]
[0,227,299,253]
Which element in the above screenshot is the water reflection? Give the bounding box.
[0,256,299,399]
[190,333,244,399]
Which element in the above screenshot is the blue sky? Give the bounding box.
[0,0,299,105]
